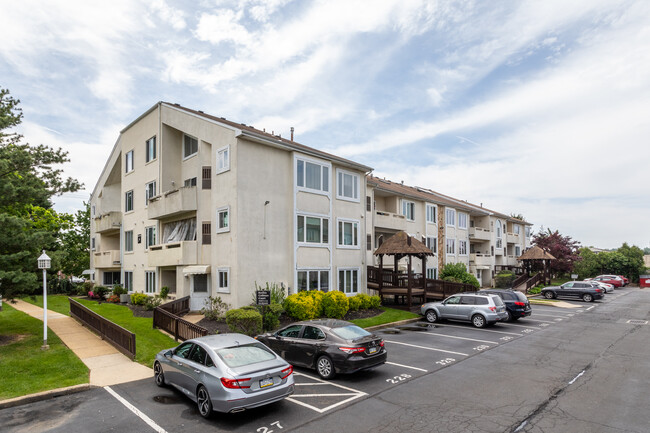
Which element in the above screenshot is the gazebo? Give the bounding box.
[517,245,556,285]
[372,231,434,308]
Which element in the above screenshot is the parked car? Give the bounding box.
[589,275,624,288]
[587,280,615,293]
[153,334,294,418]
[70,276,85,283]
[421,293,508,328]
[541,282,604,302]
[478,289,532,321]
[256,320,386,379]
[618,275,629,286]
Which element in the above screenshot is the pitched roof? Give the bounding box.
[374,231,434,256]
[517,245,556,261]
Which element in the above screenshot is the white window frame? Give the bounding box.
[183,134,198,159]
[91,237,95,251]
[514,224,521,235]
[145,136,156,163]
[426,236,437,254]
[446,208,456,226]
[446,238,456,255]
[216,206,230,233]
[515,245,522,256]
[458,212,468,229]
[459,240,468,255]
[125,190,133,213]
[124,271,133,292]
[145,270,156,293]
[217,145,230,174]
[124,230,133,252]
[401,200,415,221]
[297,214,329,246]
[296,157,330,195]
[338,268,359,295]
[145,181,156,206]
[145,226,156,249]
[336,169,360,202]
[216,268,230,293]
[296,269,330,292]
[337,218,359,249]
[426,267,438,280]
[125,150,134,173]
[426,204,437,224]
[525,226,531,237]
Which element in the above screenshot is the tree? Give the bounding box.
[58,202,90,277]
[0,88,82,300]
[532,228,581,277]
[574,243,646,282]
[440,262,480,289]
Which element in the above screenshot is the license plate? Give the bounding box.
[259,378,274,388]
[368,347,378,354]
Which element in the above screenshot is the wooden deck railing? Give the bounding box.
[525,273,543,293]
[159,296,191,316]
[368,266,475,300]
[154,297,208,342]
[69,298,136,359]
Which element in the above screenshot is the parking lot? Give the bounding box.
[0,289,636,433]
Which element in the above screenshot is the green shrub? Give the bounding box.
[200,296,231,321]
[348,295,362,311]
[283,294,318,320]
[369,295,382,309]
[495,271,516,289]
[111,285,126,296]
[130,292,147,306]
[160,286,169,300]
[252,282,287,305]
[143,295,163,311]
[225,308,263,336]
[261,303,283,331]
[304,290,324,317]
[528,286,541,295]
[440,263,480,289]
[322,291,349,319]
[355,293,372,309]
[93,285,109,300]
[82,281,94,292]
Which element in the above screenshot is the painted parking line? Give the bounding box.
[518,318,557,324]
[499,322,540,329]
[417,331,498,345]
[431,323,522,337]
[532,313,573,319]
[385,340,468,357]
[105,386,168,433]
[287,372,367,414]
[586,305,596,311]
[385,361,428,372]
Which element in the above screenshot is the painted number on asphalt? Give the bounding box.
[500,336,513,341]
[257,421,283,432]
[436,358,456,366]
[386,373,412,384]
[540,323,549,327]
[522,329,534,334]
[473,345,490,351]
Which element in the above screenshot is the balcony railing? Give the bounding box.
[147,241,197,267]
[374,210,408,231]
[147,186,197,220]
[506,232,520,244]
[94,212,122,234]
[469,253,492,266]
[469,226,491,241]
[93,250,120,268]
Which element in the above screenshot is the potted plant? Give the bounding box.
[112,285,130,303]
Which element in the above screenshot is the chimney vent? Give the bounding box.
[290,127,294,141]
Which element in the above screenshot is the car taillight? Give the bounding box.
[514,301,526,306]
[339,347,366,354]
[489,306,496,312]
[595,289,602,293]
[220,377,251,389]
[281,365,293,379]
[379,340,385,347]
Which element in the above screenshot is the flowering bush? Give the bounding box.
[106,294,120,303]
[88,291,100,300]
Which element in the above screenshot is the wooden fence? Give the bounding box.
[367,266,475,301]
[153,297,208,342]
[69,298,136,359]
[158,296,190,316]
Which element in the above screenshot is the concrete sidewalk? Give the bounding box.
[9,299,152,387]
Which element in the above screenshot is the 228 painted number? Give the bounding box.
[386,373,412,384]
[257,421,283,433]
[500,336,513,341]
[436,357,456,366]
[473,345,490,351]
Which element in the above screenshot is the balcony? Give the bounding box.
[469,227,491,241]
[374,211,408,231]
[93,250,120,268]
[147,241,197,267]
[94,212,122,234]
[506,232,520,244]
[470,253,492,267]
[147,186,197,220]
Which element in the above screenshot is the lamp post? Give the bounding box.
[37,250,51,350]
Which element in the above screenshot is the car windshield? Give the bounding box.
[216,343,276,368]
[331,325,371,341]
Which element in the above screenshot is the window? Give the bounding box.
[91,205,95,218]
[202,166,211,189]
[125,150,134,173]
[103,271,120,286]
[297,270,329,292]
[426,236,437,253]
[401,200,415,221]
[458,213,468,229]
[145,181,156,205]
[366,196,371,212]
[426,204,437,224]
[125,190,133,212]
[202,222,211,245]
[145,226,156,249]
[146,136,156,163]
[426,268,438,280]
[217,268,229,293]
[193,274,208,293]
[338,268,359,294]
[217,146,230,173]
[496,220,503,237]
[367,234,372,251]
[217,206,229,233]
[183,134,198,159]
[145,271,156,293]
[459,240,468,255]
[125,230,133,252]
[337,219,359,248]
[526,226,531,237]
[296,158,329,193]
[124,271,133,291]
[91,237,95,251]
[184,177,197,187]
[336,169,359,201]
[446,208,456,226]
[514,225,521,235]
[515,245,521,256]
[446,238,456,255]
[297,215,329,244]
[496,238,503,249]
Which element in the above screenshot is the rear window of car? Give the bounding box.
[490,296,504,306]
[331,325,371,341]
[216,343,276,368]
[513,292,528,302]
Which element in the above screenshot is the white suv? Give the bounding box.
[420,293,508,328]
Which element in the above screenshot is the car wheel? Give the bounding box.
[196,385,213,419]
[505,310,513,322]
[544,291,555,299]
[153,361,165,387]
[582,293,593,302]
[425,309,438,323]
[512,316,520,321]
[471,314,486,328]
[316,355,336,380]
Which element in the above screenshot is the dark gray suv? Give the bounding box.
[420,293,508,328]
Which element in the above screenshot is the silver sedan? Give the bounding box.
[153,334,294,418]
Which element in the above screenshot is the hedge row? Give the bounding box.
[283,291,381,321]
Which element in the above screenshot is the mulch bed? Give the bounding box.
[195,308,384,335]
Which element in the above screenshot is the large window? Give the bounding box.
[426,204,437,224]
[297,215,329,244]
[193,274,208,293]
[145,226,156,249]
[217,206,229,233]
[446,238,456,255]
[124,271,133,291]
[337,219,359,248]
[217,268,229,293]
[296,159,329,193]
[458,212,468,229]
[336,169,359,201]
[338,268,359,295]
[183,134,198,159]
[402,200,415,221]
[217,145,230,173]
[145,181,156,205]
[426,236,437,253]
[146,136,156,163]
[297,270,329,292]
[525,226,531,237]
[459,240,468,255]
[515,245,521,256]
[125,230,133,252]
[125,190,133,212]
[145,271,156,293]
[103,271,120,286]
[426,268,438,280]
[514,225,521,235]
[125,150,134,173]
[446,208,456,226]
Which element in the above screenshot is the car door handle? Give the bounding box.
[193,369,201,374]
[176,362,183,366]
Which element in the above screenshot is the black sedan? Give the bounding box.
[540,281,604,302]
[256,319,386,379]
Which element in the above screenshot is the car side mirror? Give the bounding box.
[164,350,172,358]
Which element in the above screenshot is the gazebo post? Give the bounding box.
[378,254,384,296]
[407,255,412,308]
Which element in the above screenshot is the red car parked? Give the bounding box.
[590,275,624,288]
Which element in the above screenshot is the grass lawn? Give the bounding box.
[75,299,178,367]
[351,307,420,328]
[0,304,88,400]
[21,294,72,316]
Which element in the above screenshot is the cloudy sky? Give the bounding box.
[1,0,649,250]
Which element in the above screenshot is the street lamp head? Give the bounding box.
[38,250,51,269]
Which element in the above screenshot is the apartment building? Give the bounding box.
[90,102,371,310]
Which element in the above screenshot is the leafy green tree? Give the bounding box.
[573,243,646,282]
[58,202,90,277]
[440,262,480,289]
[0,88,82,300]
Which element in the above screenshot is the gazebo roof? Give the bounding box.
[374,231,434,256]
[517,245,556,261]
